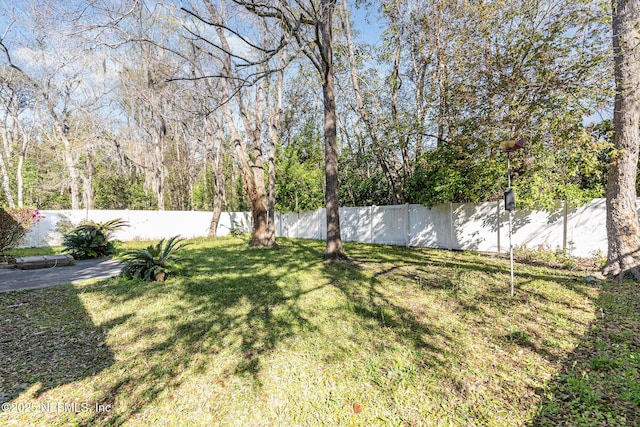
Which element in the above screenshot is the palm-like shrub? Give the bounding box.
[62,218,128,259]
[120,236,190,282]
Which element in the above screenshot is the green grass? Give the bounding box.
[0,246,64,262]
[0,237,637,426]
[533,280,640,426]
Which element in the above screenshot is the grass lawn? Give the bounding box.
[0,237,638,426]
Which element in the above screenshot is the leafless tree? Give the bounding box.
[193,0,348,258]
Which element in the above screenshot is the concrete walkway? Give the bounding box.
[0,258,123,293]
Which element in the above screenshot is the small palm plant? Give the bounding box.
[63,218,128,259]
[120,235,190,282]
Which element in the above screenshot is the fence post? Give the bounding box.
[370,205,375,244]
[497,201,501,253]
[448,202,454,250]
[405,203,410,247]
[563,201,568,252]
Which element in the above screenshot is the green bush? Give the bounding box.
[120,236,190,282]
[62,218,128,259]
[0,208,36,252]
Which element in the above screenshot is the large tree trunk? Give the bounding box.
[602,0,640,281]
[321,0,346,260]
[206,0,275,247]
[220,81,273,247]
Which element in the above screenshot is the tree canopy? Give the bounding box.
[0,0,615,216]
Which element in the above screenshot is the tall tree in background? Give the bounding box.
[403,0,611,209]
[232,0,347,258]
[180,0,281,246]
[317,0,346,259]
[602,0,640,281]
[341,0,406,204]
[0,67,37,207]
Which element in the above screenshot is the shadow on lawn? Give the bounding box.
[339,241,607,409]
[0,286,117,405]
[528,280,640,426]
[74,239,328,426]
[76,238,459,425]
[79,238,602,426]
[320,255,453,361]
[7,238,626,426]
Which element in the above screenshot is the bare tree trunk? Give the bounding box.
[208,118,225,237]
[340,0,403,204]
[389,35,410,195]
[414,66,426,158]
[210,163,225,237]
[16,128,30,207]
[0,149,15,207]
[206,0,274,247]
[82,150,94,209]
[434,1,448,147]
[266,68,284,240]
[602,0,640,281]
[321,0,346,260]
[60,132,81,210]
[16,154,24,207]
[44,87,81,210]
[208,164,224,237]
[219,81,272,246]
[153,129,166,211]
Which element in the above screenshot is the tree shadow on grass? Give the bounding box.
[330,240,606,413]
[77,238,459,425]
[2,238,617,426]
[320,259,452,363]
[528,280,640,426]
[0,285,118,407]
[74,239,327,425]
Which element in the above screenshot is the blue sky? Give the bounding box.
[350,2,385,47]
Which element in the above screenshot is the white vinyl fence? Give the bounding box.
[21,199,611,258]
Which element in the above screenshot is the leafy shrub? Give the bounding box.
[120,235,190,282]
[62,218,128,259]
[0,207,36,252]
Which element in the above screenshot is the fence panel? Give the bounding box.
[340,207,371,242]
[566,199,607,258]
[452,202,500,252]
[18,199,614,257]
[372,205,408,245]
[408,204,450,249]
[503,202,565,254]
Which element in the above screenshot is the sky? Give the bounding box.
[350,1,385,47]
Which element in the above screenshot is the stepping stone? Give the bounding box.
[15,255,75,270]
